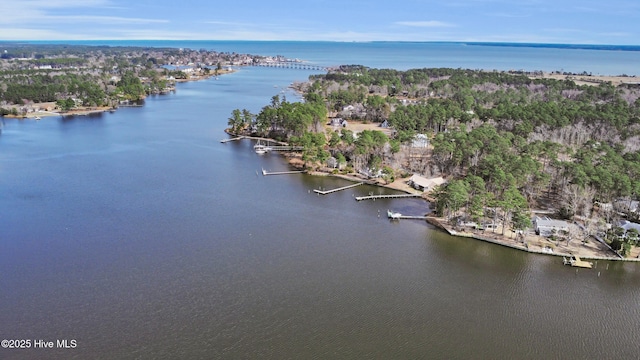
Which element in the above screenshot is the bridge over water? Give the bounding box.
[253,62,329,72]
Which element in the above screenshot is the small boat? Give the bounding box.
[387,209,401,219]
[254,145,267,154]
[254,140,271,154]
[34,116,41,120]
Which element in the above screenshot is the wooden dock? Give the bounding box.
[313,182,363,195]
[393,215,428,220]
[262,168,306,176]
[355,194,422,201]
[267,145,305,151]
[220,136,244,143]
[563,256,594,269]
[218,135,304,150]
[118,104,143,107]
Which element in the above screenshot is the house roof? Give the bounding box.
[534,217,570,229]
[411,134,429,147]
[620,220,640,232]
[408,175,445,189]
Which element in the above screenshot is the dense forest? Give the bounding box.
[235,65,640,254]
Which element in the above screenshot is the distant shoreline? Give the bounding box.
[3,68,236,120]
[464,42,640,52]
[10,40,640,51]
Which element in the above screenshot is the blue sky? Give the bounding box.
[1,0,638,44]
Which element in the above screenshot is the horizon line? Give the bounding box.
[3,40,639,51]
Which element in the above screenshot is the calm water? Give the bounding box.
[42,40,640,76]
[2,45,640,359]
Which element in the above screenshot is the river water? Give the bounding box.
[2,45,640,359]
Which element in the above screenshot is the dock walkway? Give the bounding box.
[355,194,422,201]
[314,182,363,195]
[392,215,428,220]
[267,145,305,151]
[219,135,303,150]
[220,136,245,143]
[262,168,306,176]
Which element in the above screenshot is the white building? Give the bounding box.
[407,175,445,192]
[411,134,429,148]
[619,220,640,233]
[534,217,571,237]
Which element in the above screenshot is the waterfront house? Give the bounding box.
[329,118,348,127]
[614,199,639,213]
[619,220,640,234]
[359,168,383,178]
[326,157,345,170]
[407,175,445,192]
[534,217,570,237]
[411,134,429,148]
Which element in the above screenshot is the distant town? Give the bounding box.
[0,43,302,117]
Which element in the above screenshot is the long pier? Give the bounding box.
[262,168,306,176]
[392,215,429,220]
[268,145,305,151]
[355,194,422,201]
[313,182,363,195]
[254,62,328,71]
[220,136,244,143]
[219,135,303,150]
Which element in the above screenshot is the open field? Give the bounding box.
[533,73,640,86]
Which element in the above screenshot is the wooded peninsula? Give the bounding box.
[228,65,640,259]
[3,43,640,260]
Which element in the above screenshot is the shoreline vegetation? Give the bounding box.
[245,136,639,262]
[4,43,640,263]
[5,67,235,119]
[226,131,640,262]
[224,129,638,262]
[227,64,640,263]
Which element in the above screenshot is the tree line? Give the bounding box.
[237,65,640,255]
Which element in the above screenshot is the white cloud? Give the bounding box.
[5,0,111,8]
[0,27,93,40]
[205,21,254,27]
[543,28,586,34]
[50,15,169,24]
[0,0,167,28]
[600,32,631,38]
[486,12,531,18]
[395,21,456,28]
